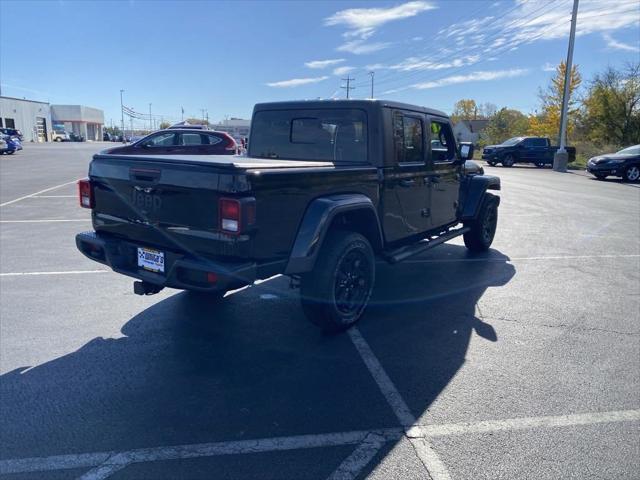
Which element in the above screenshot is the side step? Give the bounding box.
[383,226,470,264]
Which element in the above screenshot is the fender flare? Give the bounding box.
[461,175,501,221]
[284,194,383,275]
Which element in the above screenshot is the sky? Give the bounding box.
[0,0,638,128]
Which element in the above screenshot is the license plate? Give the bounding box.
[137,247,165,273]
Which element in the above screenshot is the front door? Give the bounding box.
[428,119,460,228]
[381,110,431,242]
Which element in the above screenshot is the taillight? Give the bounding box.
[78,178,94,208]
[219,197,256,234]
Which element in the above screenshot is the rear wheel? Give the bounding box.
[502,155,515,167]
[534,161,545,168]
[300,231,375,332]
[486,160,497,167]
[623,165,640,183]
[464,193,499,252]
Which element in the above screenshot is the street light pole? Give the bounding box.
[120,89,125,143]
[553,0,579,172]
[369,71,375,99]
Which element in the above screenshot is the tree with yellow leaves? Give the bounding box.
[528,61,581,143]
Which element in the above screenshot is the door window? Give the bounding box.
[142,132,177,147]
[393,112,424,164]
[430,121,455,162]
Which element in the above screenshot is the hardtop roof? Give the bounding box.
[253,99,449,119]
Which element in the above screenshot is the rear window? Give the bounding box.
[249,109,367,163]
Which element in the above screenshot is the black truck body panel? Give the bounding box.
[77,100,499,293]
[482,137,576,165]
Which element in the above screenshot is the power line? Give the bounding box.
[341,76,355,99]
[365,0,566,91]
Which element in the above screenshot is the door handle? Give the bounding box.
[399,179,416,187]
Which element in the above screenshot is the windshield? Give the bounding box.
[249,108,368,163]
[500,137,523,146]
[616,145,640,155]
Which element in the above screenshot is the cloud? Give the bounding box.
[266,76,329,88]
[333,66,355,75]
[337,40,390,54]
[411,68,529,90]
[602,33,640,52]
[305,59,345,69]
[542,62,556,72]
[325,1,436,40]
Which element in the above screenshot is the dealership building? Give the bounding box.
[0,96,104,142]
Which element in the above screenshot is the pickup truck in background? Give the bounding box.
[482,136,576,167]
[76,100,501,332]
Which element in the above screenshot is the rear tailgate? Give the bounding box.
[89,153,253,259]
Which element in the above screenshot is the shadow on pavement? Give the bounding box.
[0,244,515,478]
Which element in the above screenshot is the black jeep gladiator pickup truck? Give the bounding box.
[482,136,576,167]
[76,100,500,331]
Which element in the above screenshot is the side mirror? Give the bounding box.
[459,143,474,160]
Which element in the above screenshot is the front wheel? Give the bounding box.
[486,160,497,167]
[464,193,499,252]
[623,165,640,183]
[534,161,546,168]
[300,231,375,332]
[594,173,607,180]
[501,155,515,167]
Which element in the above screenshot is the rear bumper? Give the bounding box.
[76,231,256,292]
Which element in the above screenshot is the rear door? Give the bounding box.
[427,118,460,228]
[175,132,229,155]
[382,110,431,242]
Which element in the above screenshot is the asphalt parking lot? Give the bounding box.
[1,142,639,480]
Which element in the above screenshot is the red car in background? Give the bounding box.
[105,129,237,155]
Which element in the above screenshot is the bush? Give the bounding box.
[570,141,622,169]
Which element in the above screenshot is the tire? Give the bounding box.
[501,155,515,167]
[623,165,640,183]
[486,160,497,167]
[534,161,545,168]
[300,231,375,332]
[594,173,607,180]
[55,137,62,142]
[463,193,499,253]
[7,150,14,155]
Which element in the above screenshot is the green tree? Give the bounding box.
[451,99,478,122]
[581,63,640,145]
[528,61,581,142]
[158,121,171,130]
[185,118,209,126]
[481,108,529,145]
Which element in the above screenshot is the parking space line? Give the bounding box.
[2,409,637,477]
[31,195,77,198]
[403,254,640,264]
[0,219,89,223]
[0,428,402,477]
[407,409,640,438]
[326,433,387,480]
[347,327,451,480]
[0,180,79,207]
[0,270,108,277]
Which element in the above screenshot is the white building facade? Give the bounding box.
[50,105,104,141]
[0,96,52,142]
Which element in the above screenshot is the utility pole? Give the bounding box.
[554,0,579,173]
[341,77,355,99]
[368,71,375,99]
[120,89,125,143]
[149,103,152,132]
[129,116,133,143]
[200,108,207,124]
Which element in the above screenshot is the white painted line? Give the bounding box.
[0,219,89,223]
[326,433,387,480]
[2,409,638,477]
[403,254,640,264]
[347,328,415,428]
[347,327,451,480]
[30,195,77,198]
[408,409,640,438]
[0,179,79,207]
[0,270,108,277]
[0,428,402,476]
